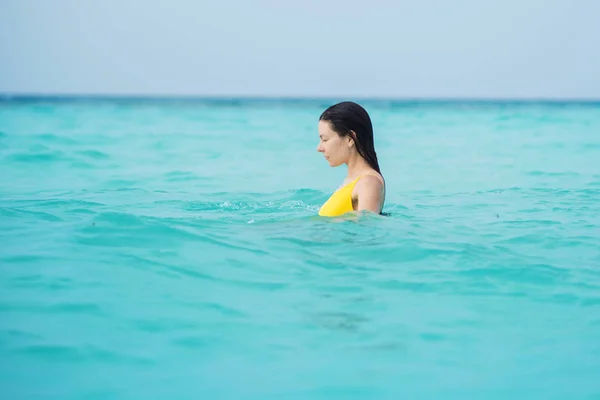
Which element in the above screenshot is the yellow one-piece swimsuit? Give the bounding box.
[318,176,361,217]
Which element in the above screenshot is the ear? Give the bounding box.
[347,131,357,148]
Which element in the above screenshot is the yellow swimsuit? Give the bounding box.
[318,176,361,217]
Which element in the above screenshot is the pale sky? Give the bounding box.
[1,0,598,98]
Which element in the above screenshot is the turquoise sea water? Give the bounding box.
[1,97,600,398]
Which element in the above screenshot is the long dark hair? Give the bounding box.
[319,101,381,175]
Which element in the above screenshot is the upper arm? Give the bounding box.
[354,176,384,214]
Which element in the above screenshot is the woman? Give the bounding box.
[316,101,385,217]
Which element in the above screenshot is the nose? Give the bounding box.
[316,143,324,153]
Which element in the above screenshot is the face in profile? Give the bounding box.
[316,120,353,168]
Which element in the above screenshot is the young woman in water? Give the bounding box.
[316,101,385,217]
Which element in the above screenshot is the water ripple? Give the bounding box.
[2,99,600,398]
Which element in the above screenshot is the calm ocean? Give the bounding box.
[1,97,600,398]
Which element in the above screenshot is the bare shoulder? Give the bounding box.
[356,174,384,192]
[353,173,385,213]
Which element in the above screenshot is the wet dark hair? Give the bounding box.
[319,101,381,175]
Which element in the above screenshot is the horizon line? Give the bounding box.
[2,92,600,103]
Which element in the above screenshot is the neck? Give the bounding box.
[346,152,371,179]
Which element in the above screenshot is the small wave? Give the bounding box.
[46,302,106,316]
[185,198,319,216]
[102,179,140,189]
[171,336,218,349]
[119,253,218,282]
[0,254,54,264]
[457,263,569,284]
[0,199,105,225]
[77,149,110,160]
[70,160,96,169]
[581,142,600,149]
[0,299,106,316]
[304,311,370,332]
[200,301,249,318]
[11,344,153,365]
[164,170,210,182]
[130,318,199,333]
[74,211,271,254]
[5,149,71,164]
[2,329,43,340]
[527,170,581,177]
[35,133,78,145]
[1,197,104,209]
[0,207,63,222]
